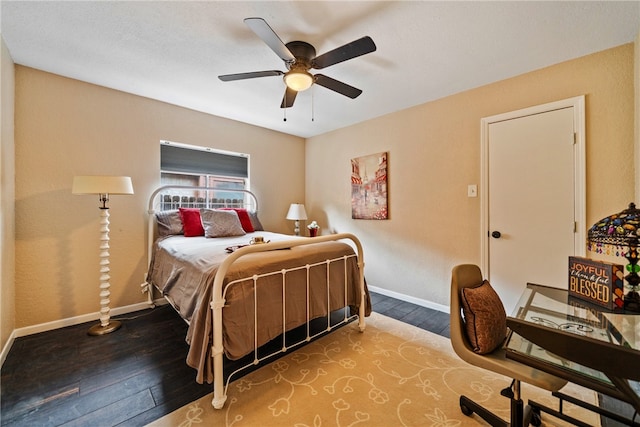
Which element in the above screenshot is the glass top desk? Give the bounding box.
[505,284,640,413]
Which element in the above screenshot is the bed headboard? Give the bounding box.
[147,185,258,214]
[145,185,260,268]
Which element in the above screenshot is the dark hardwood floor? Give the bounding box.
[1,304,211,426]
[0,292,634,426]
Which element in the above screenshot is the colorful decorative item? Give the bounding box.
[568,256,624,310]
[588,203,640,312]
[350,152,388,220]
[307,221,319,237]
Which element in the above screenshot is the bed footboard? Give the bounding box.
[210,233,366,409]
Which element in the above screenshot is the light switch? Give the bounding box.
[467,185,477,198]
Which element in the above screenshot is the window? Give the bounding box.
[160,141,250,208]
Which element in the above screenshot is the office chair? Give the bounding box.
[450,264,568,427]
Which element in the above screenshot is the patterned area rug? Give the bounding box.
[148,312,599,426]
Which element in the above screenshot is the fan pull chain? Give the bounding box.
[283,107,287,122]
[311,86,315,122]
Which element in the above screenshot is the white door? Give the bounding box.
[481,97,586,312]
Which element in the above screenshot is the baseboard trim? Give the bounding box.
[13,298,169,338]
[0,329,17,368]
[367,285,450,314]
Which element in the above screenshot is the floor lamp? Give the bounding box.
[72,175,134,335]
[286,203,307,236]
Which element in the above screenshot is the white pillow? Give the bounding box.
[200,209,246,238]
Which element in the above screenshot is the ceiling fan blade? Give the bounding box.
[218,70,283,82]
[312,36,376,69]
[314,74,363,99]
[244,17,295,63]
[280,87,298,108]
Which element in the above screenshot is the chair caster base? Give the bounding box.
[529,411,542,427]
[461,403,473,417]
[501,386,515,399]
[460,395,509,427]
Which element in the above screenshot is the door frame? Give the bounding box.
[480,96,586,277]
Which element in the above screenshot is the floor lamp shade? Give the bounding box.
[286,203,307,236]
[72,175,134,196]
[72,175,134,335]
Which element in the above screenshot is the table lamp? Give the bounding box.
[72,175,134,335]
[286,203,307,236]
[588,202,640,312]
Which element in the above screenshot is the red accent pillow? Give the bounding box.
[221,208,254,233]
[178,208,204,237]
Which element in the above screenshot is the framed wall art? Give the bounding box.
[350,151,388,220]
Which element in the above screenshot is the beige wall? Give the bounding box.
[306,44,635,308]
[14,66,305,328]
[1,37,16,352]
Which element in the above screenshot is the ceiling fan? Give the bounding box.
[218,18,377,109]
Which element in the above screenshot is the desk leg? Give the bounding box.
[550,390,640,426]
[609,377,640,414]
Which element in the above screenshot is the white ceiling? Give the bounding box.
[1,1,639,138]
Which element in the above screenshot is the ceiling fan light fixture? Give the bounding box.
[284,70,313,92]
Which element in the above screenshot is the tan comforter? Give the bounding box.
[147,232,370,384]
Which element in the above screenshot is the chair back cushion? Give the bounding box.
[460,280,507,354]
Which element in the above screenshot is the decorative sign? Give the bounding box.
[568,256,624,310]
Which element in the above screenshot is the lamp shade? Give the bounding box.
[72,176,134,195]
[588,202,640,254]
[284,71,313,92]
[286,203,308,220]
[588,202,640,312]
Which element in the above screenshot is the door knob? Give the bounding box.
[491,231,501,239]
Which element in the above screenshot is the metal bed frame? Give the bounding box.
[142,185,367,408]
